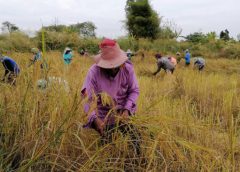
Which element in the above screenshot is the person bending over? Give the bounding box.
[0,54,20,85]
[193,57,205,71]
[153,53,175,75]
[81,38,141,155]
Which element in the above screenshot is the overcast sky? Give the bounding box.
[0,0,239,38]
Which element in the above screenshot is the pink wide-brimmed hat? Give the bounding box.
[94,38,128,69]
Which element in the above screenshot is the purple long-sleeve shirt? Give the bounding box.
[81,61,139,127]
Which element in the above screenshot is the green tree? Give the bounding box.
[36,30,81,50]
[43,24,67,32]
[220,29,230,41]
[69,22,97,38]
[206,31,217,41]
[43,21,97,38]
[1,21,19,33]
[125,0,160,39]
[158,20,182,39]
[185,32,207,43]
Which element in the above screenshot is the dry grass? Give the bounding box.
[0,52,239,171]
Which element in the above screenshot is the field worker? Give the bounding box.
[193,57,205,71]
[29,48,48,69]
[81,38,141,155]
[185,49,191,66]
[0,54,20,85]
[176,52,181,63]
[168,56,177,66]
[153,53,175,75]
[126,49,133,60]
[29,48,42,66]
[79,48,85,56]
[63,47,73,65]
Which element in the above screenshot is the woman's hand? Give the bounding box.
[121,109,130,122]
[94,117,105,136]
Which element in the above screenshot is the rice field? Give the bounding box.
[0,52,239,171]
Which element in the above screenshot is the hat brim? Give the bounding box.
[94,50,128,69]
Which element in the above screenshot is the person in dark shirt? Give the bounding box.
[0,54,20,85]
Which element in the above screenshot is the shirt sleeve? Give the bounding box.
[81,67,97,96]
[124,65,139,113]
[81,67,98,127]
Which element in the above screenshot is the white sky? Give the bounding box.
[0,0,239,38]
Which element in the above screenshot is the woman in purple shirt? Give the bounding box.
[81,38,141,155]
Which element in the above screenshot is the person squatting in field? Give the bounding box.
[63,47,73,65]
[81,38,141,155]
[153,53,175,75]
[193,57,205,71]
[0,54,20,85]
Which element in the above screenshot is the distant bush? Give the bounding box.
[118,37,139,51]
[185,32,208,43]
[118,37,240,59]
[152,39,180,53]
[36,31,80,51]
[190,44,209,57]
[35,31,100,54]
[219,43,240,59]
[0,31,240,59]
[0,32,34,53]
[77,39,100,54]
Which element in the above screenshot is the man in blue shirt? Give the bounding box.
[0,54,20,85]
[185,49,191,66]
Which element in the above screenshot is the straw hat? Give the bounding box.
[31,48,39,54]
[94,39,128,69]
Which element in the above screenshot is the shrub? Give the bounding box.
[219,43,240,59]
[118,37,139,51]
[77,38,100,54]
[0,32,34,53]
[36,31,80,51]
